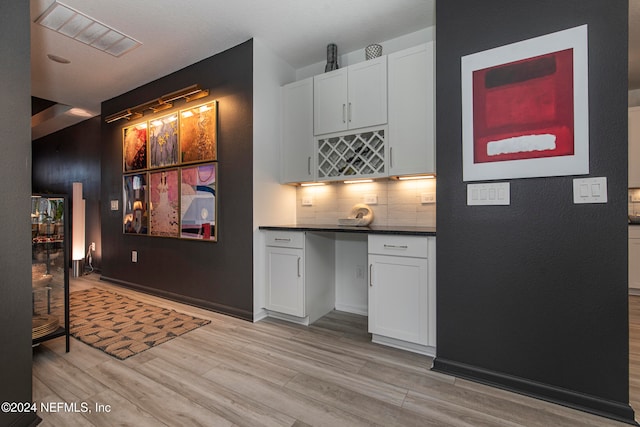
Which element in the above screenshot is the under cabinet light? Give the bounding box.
[300,182,326,187]
[344,179,374,184]
[396,175,436,181]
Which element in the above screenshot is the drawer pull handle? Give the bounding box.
[342,104,347,123]
[383,244,408,249]
[274,238,291,242]
[369,264,373,287]
[297,257,301,277]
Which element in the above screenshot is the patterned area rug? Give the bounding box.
[69,287,210,360]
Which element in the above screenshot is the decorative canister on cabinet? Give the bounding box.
[325,43,339,72]
[365,44,382,60]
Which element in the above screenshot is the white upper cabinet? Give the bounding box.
[630,107,640,188]
[281,78,314,183]
[388,42,435,176]
[314,56,387,135]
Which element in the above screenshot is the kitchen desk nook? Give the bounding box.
[260,225,436,356]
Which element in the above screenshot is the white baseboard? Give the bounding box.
[265,310,310,326]
[372,334,436,357]
[335,303,368,317]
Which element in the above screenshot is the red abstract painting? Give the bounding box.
[461,24,589,181]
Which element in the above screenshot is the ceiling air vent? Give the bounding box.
[35,1,141,57]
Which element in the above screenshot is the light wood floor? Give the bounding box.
[33,274,633,426]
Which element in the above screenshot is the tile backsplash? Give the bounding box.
[296,179,436,227]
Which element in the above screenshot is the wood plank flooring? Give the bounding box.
[32,274,634,426]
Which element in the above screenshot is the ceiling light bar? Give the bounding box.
[35,1,141,57]
[105,85,209,123]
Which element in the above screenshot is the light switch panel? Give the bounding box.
[573,177,607,204]
[301,196,313,206]
[467,182,510,206]
[110,200,119,211]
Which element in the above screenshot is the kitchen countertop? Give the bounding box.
[259,224,436,236]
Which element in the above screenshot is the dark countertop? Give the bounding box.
[259,224,436,236]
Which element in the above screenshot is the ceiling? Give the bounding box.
[30,0,639,140]
[30,0,434,139]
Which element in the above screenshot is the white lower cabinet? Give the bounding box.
[368,235,436,356]
[264,231,335,325]
[263,229,436,355]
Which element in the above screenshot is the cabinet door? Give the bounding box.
[631,238,640,290]
[348,56,387,130]
[630,107,640,188]
[388,43,435,176]
[314,69,348,135]
[266,246,304,317]
[282,78,314,183]
[368,254,428,345]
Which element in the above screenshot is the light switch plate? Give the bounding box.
[573,177,607,204]
[467,182,510,206]
[110,200,119,211]
[301,196,313,206]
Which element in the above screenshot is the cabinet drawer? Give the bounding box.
[368,234,428,258]
[265,230,304,248]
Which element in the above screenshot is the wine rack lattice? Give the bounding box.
[317,129,385,179]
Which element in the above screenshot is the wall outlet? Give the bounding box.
[421,192,436,204]
[110,200,119,211]
[302,196,313,206]
[132,251,138,263]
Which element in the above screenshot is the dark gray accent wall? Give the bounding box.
[101,40,254,320]
[433,0,633,423]
[0,2,39,427]
[33,116,102,270]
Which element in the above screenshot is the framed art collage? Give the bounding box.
[122,100,218,241]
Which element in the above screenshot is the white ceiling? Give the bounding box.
[30,0,639,140]
[30,0,435,139]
